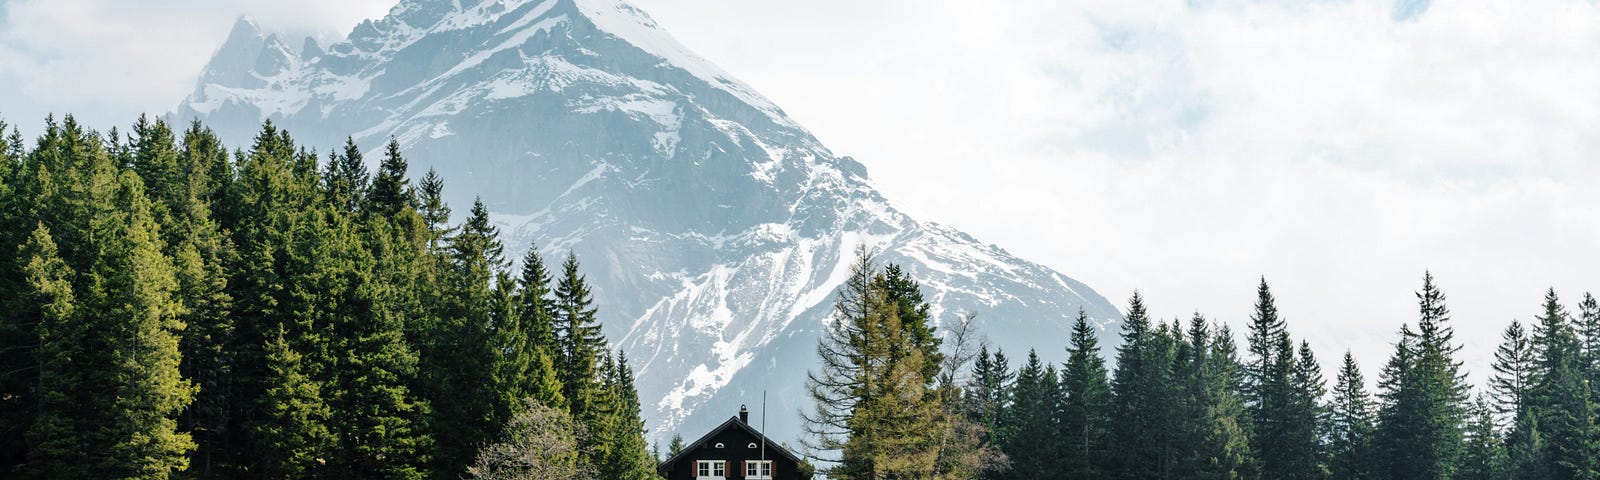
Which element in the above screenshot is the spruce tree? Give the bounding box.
[1373,272,1470,480]
[803,247,945,480]
[1329,352,1376,480]
[416,168,452,251]
[555,251,607,426]
[1491,319,1536,421]
[428,198,507,475]
[324,137,370,214]
[1110,293,1182,479]
[1515,289,1599,480]
[1459,395,1507,480]
[1002,350,1062,480]
[256,325,335,479]
[23,130,197,478]
[592,352,658,480]
[517,246,567,409]
[1283,340,1329,480]
[367,138,410,218]
[967,345,1013,451]
[1579,293,1600,402]
[1059,309,1113,479]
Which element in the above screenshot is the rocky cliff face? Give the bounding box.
[176,0,1123,444]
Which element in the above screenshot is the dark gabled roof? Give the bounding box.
[658,416,803,471]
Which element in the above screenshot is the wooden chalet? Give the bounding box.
[658,406,809,480]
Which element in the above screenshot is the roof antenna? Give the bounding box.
[760,390,767,475]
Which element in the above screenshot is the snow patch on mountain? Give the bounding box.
[174,0,1125,444]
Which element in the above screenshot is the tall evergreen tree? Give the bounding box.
[366,138,410,218]
[1459,395,1507,480]
[516,247,566,409]
[1374,272,1471,480]
[555,251,606,427]
[803,247,946,480]
[427,198,508,475]
[1059,309,1113,479]
[1514,290,1599,480]
[1001,350,1061,480]
[1491,319,1537,422]
[28,166,198,478]
[592,352,657,480]
[325,137,369,214]
[1110,293,1182,479]
[966,344,1013,453]
[1329,352,1376,480]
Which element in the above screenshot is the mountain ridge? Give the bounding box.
[173,0,1124,444]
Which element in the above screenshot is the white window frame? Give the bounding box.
[696,460,726,480]
[745,460,775,479]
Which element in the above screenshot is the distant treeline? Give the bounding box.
[0,116,658,479]
[806,246,1599,479]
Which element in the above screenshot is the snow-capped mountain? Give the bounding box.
[175,0,1123,445]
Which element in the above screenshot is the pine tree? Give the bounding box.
[1110,293,1182,479]
[875,263,943,380]
[325,137,370,214]
[592,352,658,480]
[1167,315,1255,480]
[1491,319,1536,422]
[803,247,945,480]
[1283,340,1329,479]
[1579,293,1600,403]
[23,129,198,478]
[1246,278,1287,408]
[324,217,430,479]
[149,118,239,476]
[1329,352,1376,480]
[516,246,567,409]
[0,120,30,472]
[416,168,452,251]
[1515,289,1599,480]
[1002,350,1062,480]
[428,198,508,475]
[1059,309,1113,479]
[555,252,607,426]
[19,224,85,478]
[967,345,1013,452]
[1459,395,1506,480]
[256,326,335,479]
[366,138,410,218]
[1373,272,1471,480]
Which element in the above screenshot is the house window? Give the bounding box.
[696,460,726,480]
[745,460,774,479]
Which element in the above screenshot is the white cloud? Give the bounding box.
[627,0,1600,381]
[1,0,1596,383]
[0,0,391,133]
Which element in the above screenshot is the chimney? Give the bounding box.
[739,405,749,424]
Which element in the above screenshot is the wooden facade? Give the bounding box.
[659,407,809,480]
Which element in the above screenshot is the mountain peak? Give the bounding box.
[176,0,1123,445]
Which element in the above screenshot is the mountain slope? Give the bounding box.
[175,0,1124,444]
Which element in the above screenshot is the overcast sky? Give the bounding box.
[2,0,1597,382]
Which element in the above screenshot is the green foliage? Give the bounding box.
[1329,352,1377,480]
[1058,310,1113,478]
[1001,350,1061,479]
[1374,272,1471,480]
[0,116,657,479]
[803,247,949,480]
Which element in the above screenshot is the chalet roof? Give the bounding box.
[658,415,803,470]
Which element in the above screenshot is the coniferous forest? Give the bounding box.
[0,116,657,479]
[805,255,1600,480]
[0,115,1597,480]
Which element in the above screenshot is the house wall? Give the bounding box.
[663,425,803,480]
